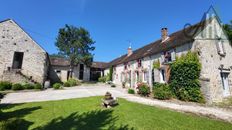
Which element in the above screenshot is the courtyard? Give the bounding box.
[1,95,232,130]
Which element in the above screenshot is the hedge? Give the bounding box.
[153,82,173,100]
[170,51,204,103]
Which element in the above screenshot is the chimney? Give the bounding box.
[161,28,169,42]
[127,46,133,56]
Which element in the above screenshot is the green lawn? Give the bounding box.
[0,96,232,130]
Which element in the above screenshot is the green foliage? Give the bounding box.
[63,82,71,87]
[109,66,113,81]
[68,78,80,86]
[53,83,62,89]
[98,76,107,82]
[12,84,24,90]
[153,82,173,100]
[128,89,135,94]
[23,83,34,89]
[170,51,204,103]
[223,21,232,45]
[55,25,95,67]
[0,81,12,91]
[153,60,160,69]
[137,83,150,96]
[34,84,42,90]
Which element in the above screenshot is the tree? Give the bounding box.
[109,66,113,81]
[55,25,95,78]
[49,53,66,58]
[223,21,232,45]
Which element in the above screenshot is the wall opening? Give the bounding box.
[79,64,84,80]
[12,52,24,69]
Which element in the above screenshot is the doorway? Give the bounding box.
[12,52,24,69]
[221,72,230,97]
[79,64,84,80]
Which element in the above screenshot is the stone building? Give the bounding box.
[0,19,49,84]
[49,57,107,83]
[104,17,232,103]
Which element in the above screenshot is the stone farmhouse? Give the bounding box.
[104,17,232,103]
[0,19,106,85]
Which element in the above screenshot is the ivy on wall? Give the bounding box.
[169,51,205,103]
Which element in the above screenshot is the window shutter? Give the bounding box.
[171,50,176,61]
[161,52,165,63]
[216,41,221,54]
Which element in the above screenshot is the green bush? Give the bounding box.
[12,84,24,90]
[0,81,12,91]
[23,83,34,89]
[170,51,204,103]
[53,83,62,89]
[98,76,107,82]
[137,83,150,96]
[34,84,42,90]
[66,78,80,87]
[63,82,71,87]
[128,89,135,94]
[153,82,172,100]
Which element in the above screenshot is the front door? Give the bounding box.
[221,73,230,97]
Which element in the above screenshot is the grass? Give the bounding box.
[0,96,232,130]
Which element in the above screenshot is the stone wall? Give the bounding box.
[0,20,48,84]
[194,18,232,103]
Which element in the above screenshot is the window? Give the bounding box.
[124,63,128,70]
[137,59,142,68]
[162,50,176,63]
[12,52,24,69]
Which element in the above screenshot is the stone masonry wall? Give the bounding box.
[0,20,48,84]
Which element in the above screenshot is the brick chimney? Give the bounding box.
[161,28,169,42]
[127,46,133,56]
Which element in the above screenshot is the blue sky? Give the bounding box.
[0,0,231,62]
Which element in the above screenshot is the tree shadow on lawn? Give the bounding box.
[0,104,41,130]
[34,109,135,130]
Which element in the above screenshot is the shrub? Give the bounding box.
[66,78,80,87]
[111,84,116,88]
[34,84,42,90]
[98,76,106,82]
[63,82,71,87]
[12,84,24,90]
[53,83,62,89]
[137,83,150,96]
[128,89,135,94]
[23,83,34,89]
[153,82,172,100]
[170,51,204,103]
[0,81,12,91]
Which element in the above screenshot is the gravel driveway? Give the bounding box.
[1,84,232,123]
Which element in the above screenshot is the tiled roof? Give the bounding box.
[105,18,213,68]
[50,57,108,69]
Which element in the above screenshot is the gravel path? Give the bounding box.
[1,84,232,123]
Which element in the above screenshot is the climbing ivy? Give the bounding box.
[170,51,205,103]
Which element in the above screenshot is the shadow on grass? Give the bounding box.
[0,104,41,130]
[33,109,134,130]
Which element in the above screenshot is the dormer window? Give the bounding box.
[162,49,176,64]
[137,59,142,68]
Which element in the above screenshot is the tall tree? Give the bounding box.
[55,25,95,77]
[223,21,232,45]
